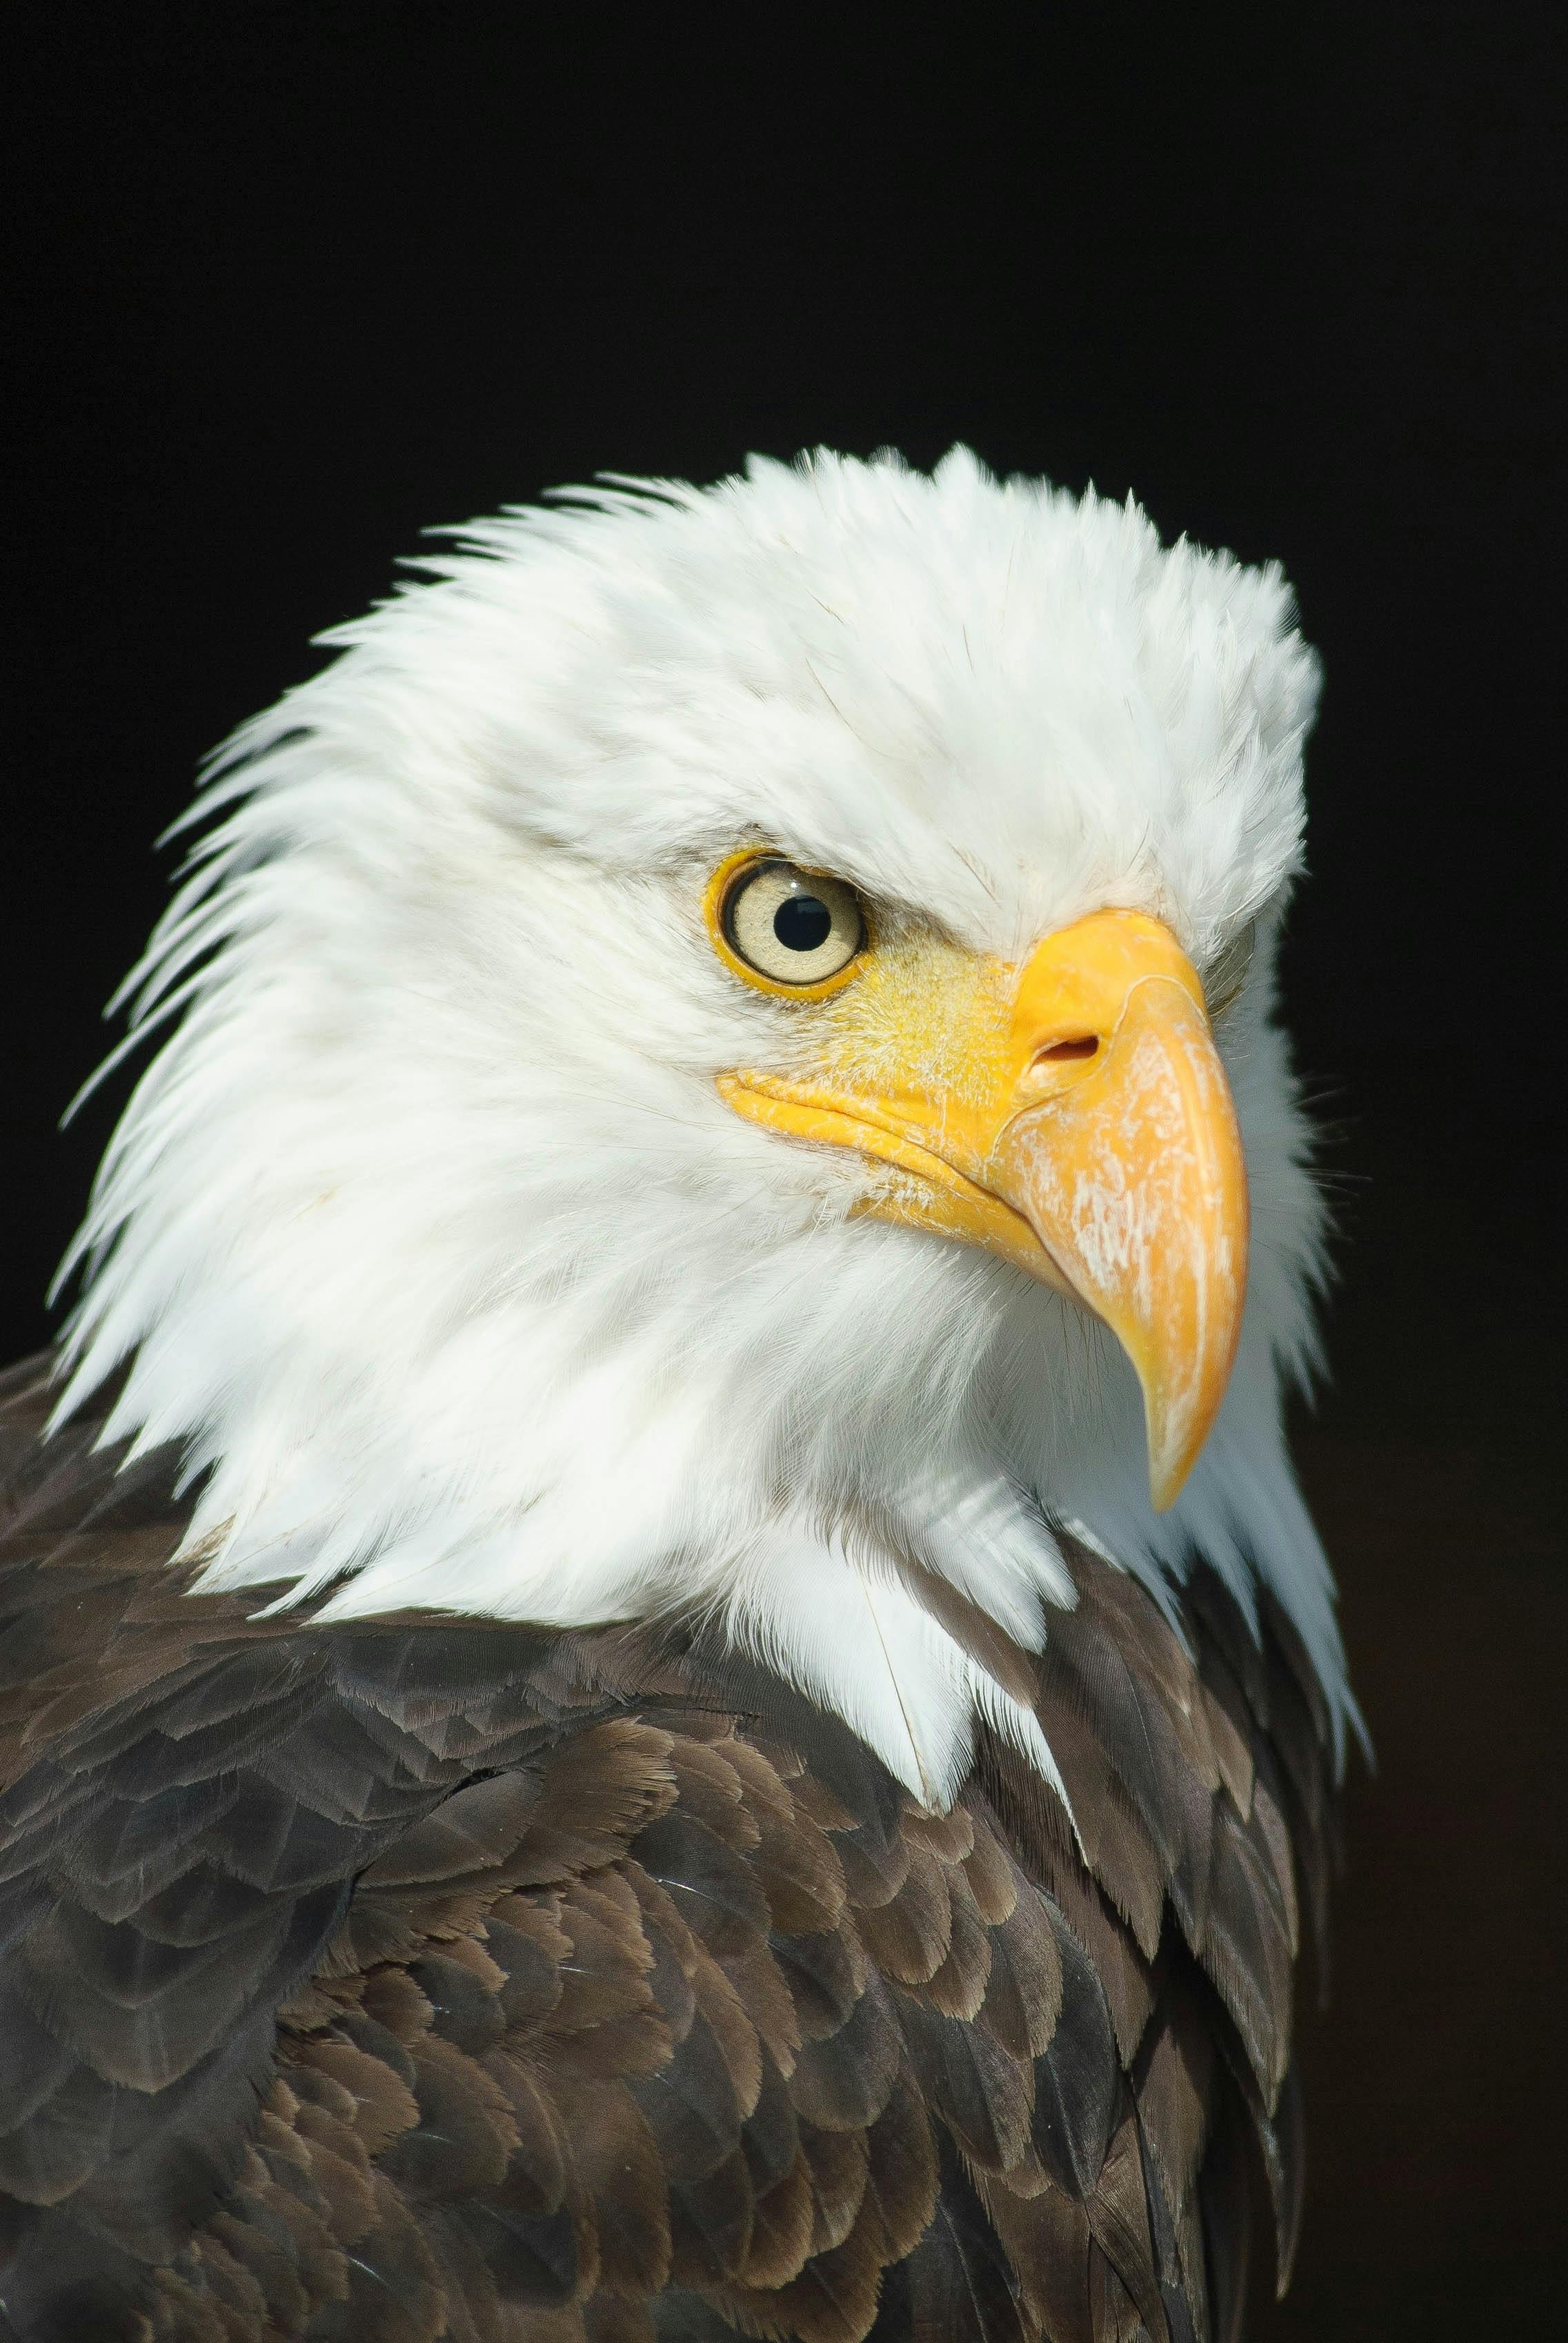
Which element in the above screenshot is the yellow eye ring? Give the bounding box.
[704,849,871,1000]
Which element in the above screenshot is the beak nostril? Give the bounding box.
[1038,1036,1100,1063]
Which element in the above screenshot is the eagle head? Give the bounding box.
[59,448,1344,1802]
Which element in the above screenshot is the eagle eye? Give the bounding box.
[713,857,867,993]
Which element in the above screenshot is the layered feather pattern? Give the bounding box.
[0,1359,1335,2341]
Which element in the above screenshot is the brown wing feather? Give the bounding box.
[0,1356,1338,2341]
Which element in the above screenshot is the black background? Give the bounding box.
[4,6,1564,2335]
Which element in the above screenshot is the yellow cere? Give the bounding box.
[814,924,1015,1129]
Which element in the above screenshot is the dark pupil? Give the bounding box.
[773,893,833,953]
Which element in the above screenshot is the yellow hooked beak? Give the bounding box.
[718,909,1249,1509]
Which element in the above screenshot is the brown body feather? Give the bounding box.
[0,1357,1336,2343]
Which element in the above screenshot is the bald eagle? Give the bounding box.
[1,451,1352,2343]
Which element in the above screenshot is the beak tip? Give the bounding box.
[1142,1394,1209,1512]
[1137,1376,1204,1514]
[1147,1461,1187,1514]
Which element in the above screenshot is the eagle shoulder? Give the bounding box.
[0,1357,1335,2342]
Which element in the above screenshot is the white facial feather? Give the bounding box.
[55,446,1353,1801]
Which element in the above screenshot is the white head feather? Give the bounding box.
[56,447,1349,1803]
